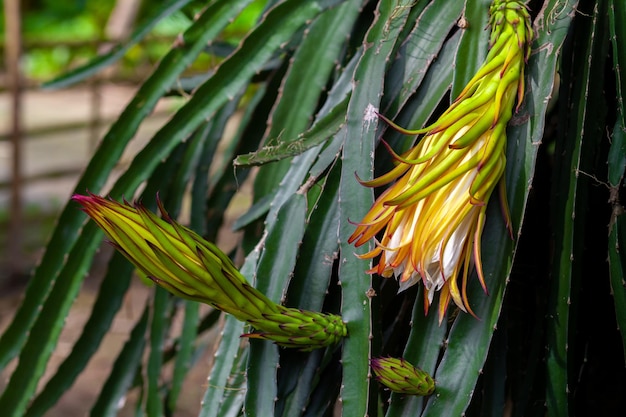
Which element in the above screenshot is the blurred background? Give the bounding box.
[0,1,260,415]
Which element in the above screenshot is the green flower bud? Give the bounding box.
[371,357,435,396]
[73,193,346,350]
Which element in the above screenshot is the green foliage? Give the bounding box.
[9,0,262,80]
[2,0,626,416]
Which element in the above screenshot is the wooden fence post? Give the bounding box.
[4,0,24,277]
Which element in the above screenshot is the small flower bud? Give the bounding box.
[371,357,435,396]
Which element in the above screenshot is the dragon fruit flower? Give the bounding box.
[349,0,532,322]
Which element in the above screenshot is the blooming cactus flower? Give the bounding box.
[370,357,435,396]
[73,193,346,350]
[349,0,532,322]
